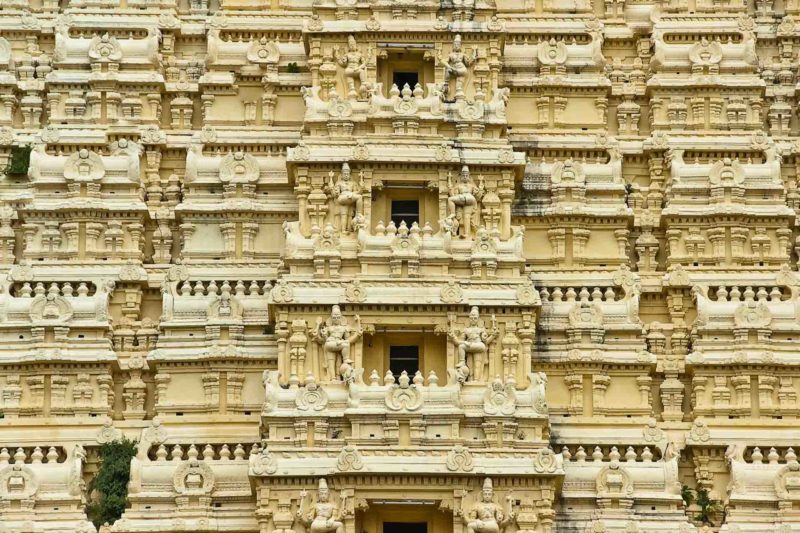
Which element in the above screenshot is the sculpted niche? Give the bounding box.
[459,478,515,533]
[325,162,366,234]
[335,35,371,100]
[297,478,347,533]
[448,306,498,382]
[312,305,363,381]
[440,34,475,100]
[446,165,485,239]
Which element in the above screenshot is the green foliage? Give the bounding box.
[695,486,721,525]
[4,145,31,176]
[86,437,138,529]
[681,484,721,526]
[286,62,300,73]
[681,483,694,507]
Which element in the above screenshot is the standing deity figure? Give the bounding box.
[326,162,365,233]
[447,165,484,238]
[335,35,370,99]
[440,34,475,99]
[459,478,514,533]
[298,479,347,533]
[448,306,498,382]
[312,305,363,381]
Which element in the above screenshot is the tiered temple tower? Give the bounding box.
[2,0,800,533]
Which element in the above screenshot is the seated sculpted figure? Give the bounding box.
[448,306,498,382]
[459,478,513,533]
[447,165,484,238]
[298,479,346,533]
[326,162,364,233]
[312,305,363,381]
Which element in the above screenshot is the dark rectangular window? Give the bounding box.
[392,71,419,89]
[384,523,427,533]
[391,199,419,226]
[389,345,419,378]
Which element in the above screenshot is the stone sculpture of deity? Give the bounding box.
[312,305,363,381]
[297,478,346,533]
[326,162,365,233]
[335,35,370,99]
[448,306,498,382]
[447,165,485,238]
[459,478,514,533]
[440,34,475,99]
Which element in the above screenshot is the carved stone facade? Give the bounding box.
[2,1,800,533]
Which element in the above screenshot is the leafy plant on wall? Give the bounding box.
[681,483,694,508]
[681,484,722,526]
[3,145,31,177]
[86,437,138,529]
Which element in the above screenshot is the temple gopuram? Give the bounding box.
[2,0,800,532]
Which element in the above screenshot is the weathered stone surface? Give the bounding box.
[0,1,796,532]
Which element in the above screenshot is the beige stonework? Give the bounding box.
[1,1,800,533]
